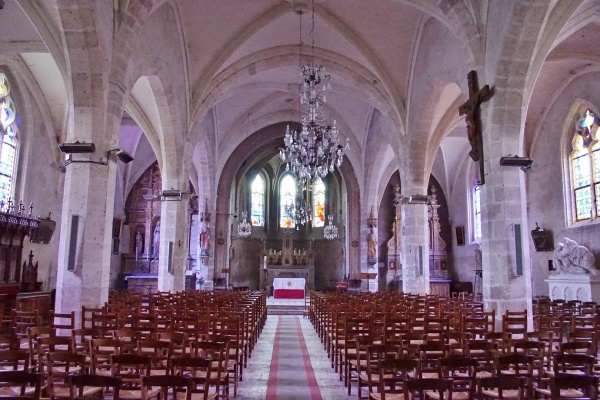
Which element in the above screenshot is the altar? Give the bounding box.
[260,233,315,295]
[273,277,305,299]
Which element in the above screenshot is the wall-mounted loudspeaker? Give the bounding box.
[511,223,523,276]
[67,215,79,271]
[168,241,174,273]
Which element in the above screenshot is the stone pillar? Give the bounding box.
[401,198,430,294]
[479,166,533,324]
[157,198,189,292]
[55,159,118,321]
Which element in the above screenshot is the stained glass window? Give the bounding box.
[0,74,17,205]
[280,175,296,228]
[312,178,325,227]
[251,174,264,226]
[473,183,481,239]
[571,109,599,221]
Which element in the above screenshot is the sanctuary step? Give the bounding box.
[266,297,308,315]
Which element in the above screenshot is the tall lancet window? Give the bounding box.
[251,174,265,226]
[312,178,325,227]
[473,182,481,239]
[0,74,18,205]
[571,109,600,221]
[280,175,296,228]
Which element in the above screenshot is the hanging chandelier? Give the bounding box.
[279,0,348,181]
[323,214,338,240]
[237,211,251,237]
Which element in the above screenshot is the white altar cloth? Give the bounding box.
[273,277,305,290]
[273,277,305,299]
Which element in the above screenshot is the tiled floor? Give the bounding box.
[238,315,354,400]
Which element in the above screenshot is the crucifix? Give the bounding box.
[459,70,493,185]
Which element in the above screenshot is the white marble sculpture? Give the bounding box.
[553,237,597,275]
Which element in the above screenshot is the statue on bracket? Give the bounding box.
[553,237,597,275]
[152,220,160,257]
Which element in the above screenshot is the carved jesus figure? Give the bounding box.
[553,238,597,275]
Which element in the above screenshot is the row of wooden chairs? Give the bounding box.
[309,291,600,399]
[0,289,267,399]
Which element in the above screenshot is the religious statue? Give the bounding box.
[152,221,160,257]
[135,231,143,255]
[367,227,377,260]
[475,243,482,269]
[553,238,597,275]
[199,216,211,255]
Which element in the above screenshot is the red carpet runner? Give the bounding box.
[266,316,322,400]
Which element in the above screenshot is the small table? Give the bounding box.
[273,278,305,299]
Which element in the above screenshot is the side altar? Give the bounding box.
[259,233,314,296]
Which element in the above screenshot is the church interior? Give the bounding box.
[1,0,600,397]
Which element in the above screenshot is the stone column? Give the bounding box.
[157,198,189,292]
[55,159,118,321]
[401,198,430,294]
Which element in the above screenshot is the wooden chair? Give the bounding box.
[0,351,29,373]
[68,374,121,400]
[438,356,477,400]
[45,352,90,400]
[190,341,229,400]
[547,353,595,377]
[419,341,448,378]
[110,353,153,400]
[49,311,76,332]
[89,338,122,376]
[403,377,453,400]
[485,332,512,354]
[477,376,526,400]
[494,353,534,399]
[170,357,219,400]
[536,374,598,400]
[368,358,420,400]
[502,310,527,340]
[137,339,172,376]
[0,370,41,399]
[140,375,188,400]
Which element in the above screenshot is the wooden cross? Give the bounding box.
[459,70,493,185]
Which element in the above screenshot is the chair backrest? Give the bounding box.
[46,352,86,398]
[111,354,151,390]
[0,350,29,372]
[552,353,595,375]
[0,370,41,399]
[376,358,420,397]
[68,374,121,400]
[403,378,453,400]
[550,374,598,400]
[477,376,526,400]
[141,375,189,400]
[170,356,216,400]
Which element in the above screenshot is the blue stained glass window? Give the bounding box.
[251,174,264,226]
[473,184,481,239]
[0,74,17,204]
[312,178,325,227]
[280,175,296,228]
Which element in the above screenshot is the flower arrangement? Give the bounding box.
[196,276,205,287]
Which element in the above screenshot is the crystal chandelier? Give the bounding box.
[279,0,349,181]
[323,214,338,240]
[237,211,251,237]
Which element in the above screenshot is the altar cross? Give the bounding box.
[459,70,493,185]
